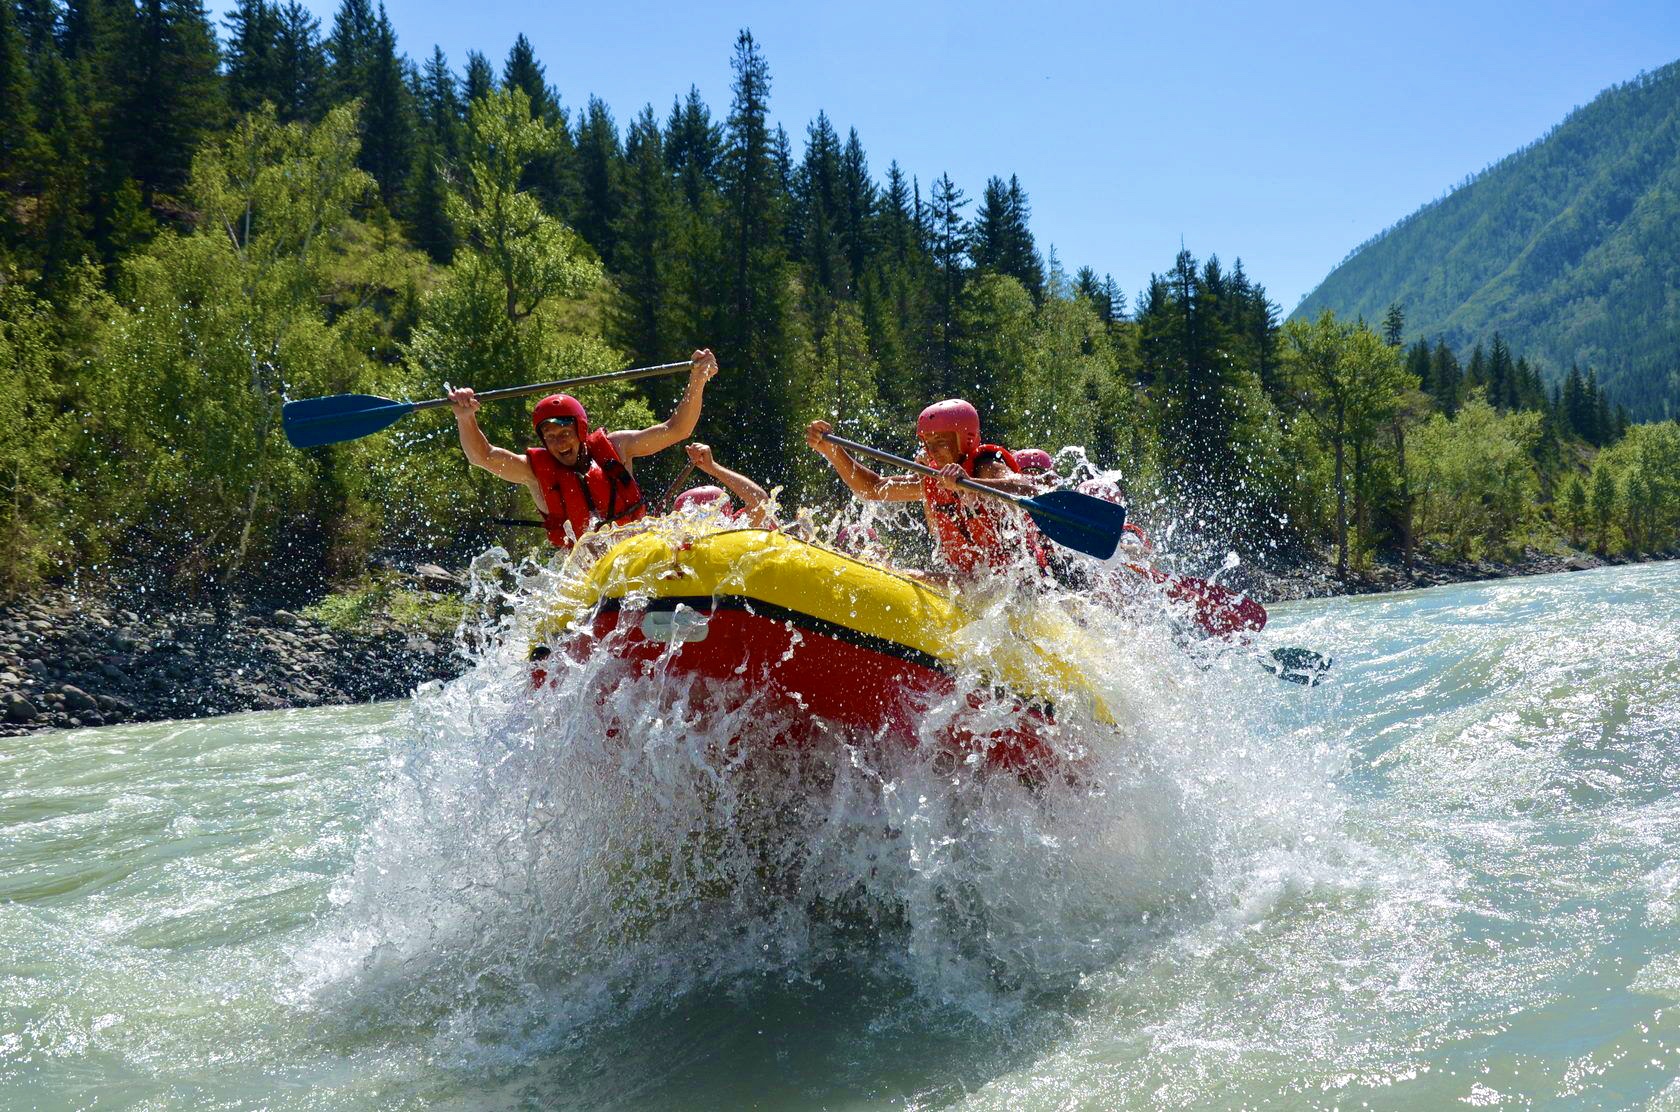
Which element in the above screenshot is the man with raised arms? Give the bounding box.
[448,349,719,549]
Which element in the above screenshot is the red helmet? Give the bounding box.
[916,399,980,460]
[532,394,588,438]
[673,485,730,512]
[1015,448,1054,474]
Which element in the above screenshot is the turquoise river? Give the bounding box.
[4,561,1679,1109]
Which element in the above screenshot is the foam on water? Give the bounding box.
[291,515,1339,1072]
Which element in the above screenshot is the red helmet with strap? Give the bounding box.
[532,394,588,438]
[916,399,981,460]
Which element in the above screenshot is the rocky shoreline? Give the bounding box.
[0,570,467,736]
[2,546,1671,737]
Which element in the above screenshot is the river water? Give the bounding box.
[4,561,1679,1110]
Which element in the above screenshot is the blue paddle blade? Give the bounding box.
[1020,488,1129,559]
[281,393,417,448]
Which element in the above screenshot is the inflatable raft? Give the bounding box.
[530,527,1113,773]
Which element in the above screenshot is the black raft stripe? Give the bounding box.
[596,594,947,675]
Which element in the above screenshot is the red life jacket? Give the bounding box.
[526,429,646,548]
[920,444,1048,576]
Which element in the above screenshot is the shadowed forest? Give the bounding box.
[2,1,1676,599]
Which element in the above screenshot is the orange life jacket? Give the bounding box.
[920,444,1048,576]
[527,429,646,548]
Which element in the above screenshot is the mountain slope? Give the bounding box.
[1293,60,1680,420]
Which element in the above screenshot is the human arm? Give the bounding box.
[685,442,777,529]
[803,420,923,502]
[610,348,719,462]
[450,387,536,485]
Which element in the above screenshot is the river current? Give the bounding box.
[4,560,1679,1109]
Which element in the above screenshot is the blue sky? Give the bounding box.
[303,0,1678,312]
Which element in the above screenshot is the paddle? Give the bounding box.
[820,433,1131,560]
[821,433,1331,683]
[282,360,694,449]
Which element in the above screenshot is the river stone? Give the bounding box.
[59,685,98,713]
[3,693,36,723]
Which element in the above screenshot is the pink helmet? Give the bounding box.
[1015,448,1054,474]
[916,399,981,460]
[532,393,588,438]
[1076,476,1123,504]
[673,485,730,511]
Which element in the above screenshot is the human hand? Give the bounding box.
[690,348,718,384]
[684,441,715,470]
[805,419,834,454]
[447,385,479,418]
[937,462,966,491]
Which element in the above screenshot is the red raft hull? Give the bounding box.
[539,594,1058,774]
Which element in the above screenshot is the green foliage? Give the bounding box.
[303,572,464,636]
[1591,420,1680,555]
[2,19,1674,604]
[1408,394,1541,560]
[1296,61,1680,422]
[89,103,376,588]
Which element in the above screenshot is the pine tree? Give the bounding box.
[500,35,576,220]
[354,4,413,205]
[792,110,843,293]
[325,0,373,105]
[1382,301,1404,347]
[1430,339,1462,415]
[1002,174,1043,299]
[574,95,623,261]
[462,49,492,104]
[877,160,915,264]
[928,171,969,389]
[416,45,462,158]
[500,32,553,118]
[611,103,673,363]
[223,0,281,119]
[112,0,224,207]
[32,46,97,288]
[0,0,43,256]
[1405,339,1432,398]
[1564,363,1587,437]
[718,28,788,469]
[271,2,325,122]
[665,85,720,211]
[837,127,874,285]
[1487,333,1516,411]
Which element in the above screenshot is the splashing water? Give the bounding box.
[288,518,1327,1073]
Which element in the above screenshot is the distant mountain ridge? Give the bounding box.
[1293,59,1680,421]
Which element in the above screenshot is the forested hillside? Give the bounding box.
[1295,59,1680,422]
[1,0,1676,600]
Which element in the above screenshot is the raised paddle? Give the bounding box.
[282,360,694,449]
[819,433,1130,560]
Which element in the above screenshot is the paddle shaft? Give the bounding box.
[427,360,694,411]
[820,433,1038,512]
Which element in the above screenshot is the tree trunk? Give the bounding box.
[1392,414,1414,569]
[1334,399,1347,581]
[1352,434,1366,573]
